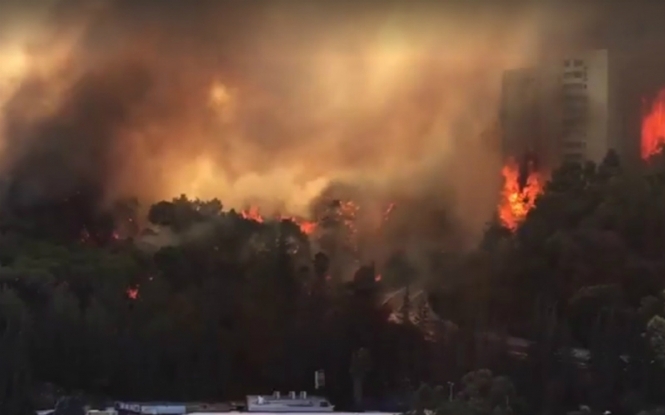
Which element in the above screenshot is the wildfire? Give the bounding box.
[297,221,318,235]
[498,159,542,231]
[642,89,665,160]
[236,200,379,240]
[339,200,359,232]
[240,207,264,223]
[240,206,318,235]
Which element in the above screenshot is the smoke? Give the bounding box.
[0,0,602,250]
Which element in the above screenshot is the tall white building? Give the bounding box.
[500,49,611,168]
[501,42,665,171]
[561,50,610,164]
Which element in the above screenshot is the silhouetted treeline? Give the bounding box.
[5,151,665,415]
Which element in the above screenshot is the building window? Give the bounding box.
[562,83,586,91]
[562,59,586,68]
[563,126,586,136]
[563,94,588,103]
[563,99,588,110]
[562,114,586,124]
[563,153,585,162]
[563,106,588,117]
[563,71,586,79]
[563,141,586,149]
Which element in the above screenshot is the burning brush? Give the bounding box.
[642,88,665,160]
[498,153,542,231]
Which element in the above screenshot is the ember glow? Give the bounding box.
[126,286,139,300]
[297,221,318,235]
[237,198,396,245]
[498,159,542,230]
[642,89,665,160]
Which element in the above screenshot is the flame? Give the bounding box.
[240,206,318,235]
[296,220,318,235]
[498,159,542,230]
[240,206,264,223]
[126,286,139,300]
[642,89,665,160]
[0,6,549,240]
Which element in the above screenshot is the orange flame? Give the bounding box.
[296,220,318,235]
[642,89,665,160]
[240,207,264,222]
[240,206,318,235]
[498,159,542,231]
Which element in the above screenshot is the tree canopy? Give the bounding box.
[5,151,665,415]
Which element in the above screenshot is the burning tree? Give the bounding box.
[497,156,543,231]
[642,88,665,160]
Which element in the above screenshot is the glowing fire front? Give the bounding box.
[642,89,665,160]
[240,206,318,235]
[498,158,542,230]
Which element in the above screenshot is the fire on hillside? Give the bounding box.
[642,88,665,160]
[498,155,543,231]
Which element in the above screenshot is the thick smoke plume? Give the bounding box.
[0,0,603,251]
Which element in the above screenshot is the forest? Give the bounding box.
[3,151,665,415]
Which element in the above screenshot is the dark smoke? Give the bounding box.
[3,61,151,207]
[0,0,616,251]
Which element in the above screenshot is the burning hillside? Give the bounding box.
[239,206,318,236]
[642,88,665,160]
[498,157,542,230]
[0,0,554,251]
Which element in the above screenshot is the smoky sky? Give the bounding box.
[0,0,626,249]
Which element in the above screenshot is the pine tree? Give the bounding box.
[400,284,412,324]
[416,300,431,336]
[0,289,34,415]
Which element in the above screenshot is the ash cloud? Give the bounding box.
[0,0,606,250]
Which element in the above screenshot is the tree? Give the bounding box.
[410,371,524,415]
[647,315,665,367]
[350,348,372,408]
[0,289,34,415]
[7,148,665,412]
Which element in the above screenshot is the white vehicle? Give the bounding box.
[246,392,334,412]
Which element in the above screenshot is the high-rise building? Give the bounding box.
[500,43,665,171]
[500,50,610,169]
[560,50,610,165]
